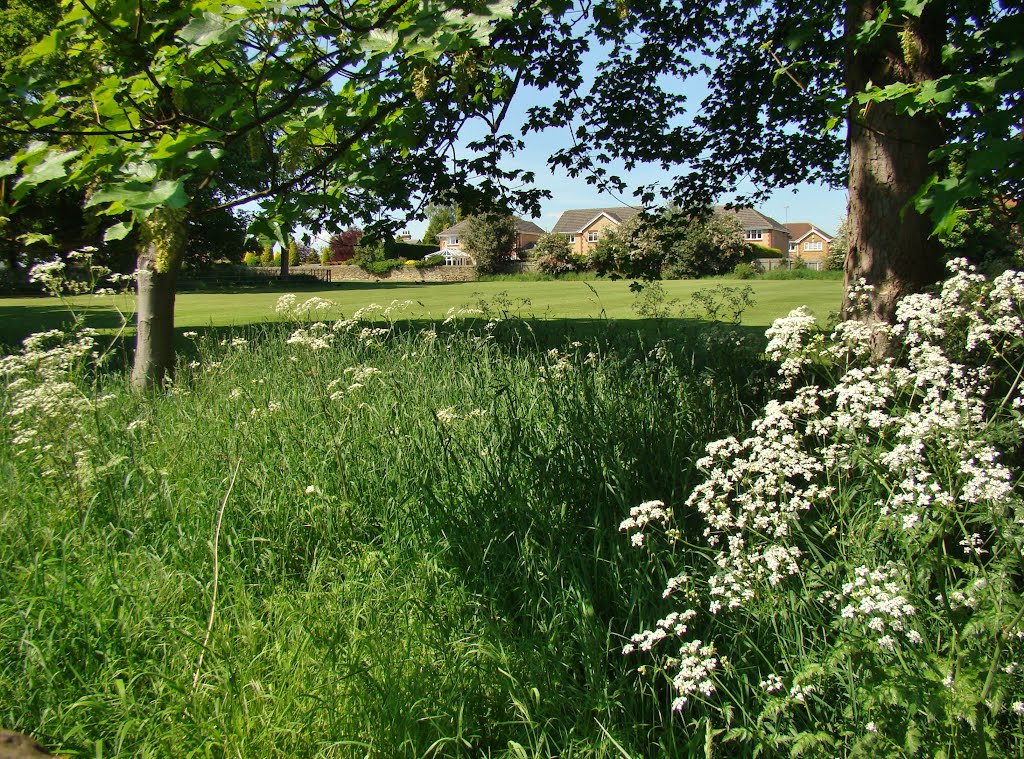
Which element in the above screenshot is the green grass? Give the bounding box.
[0,277,842,348]
[0,316,766,756]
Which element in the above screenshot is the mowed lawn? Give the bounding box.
[0,277,842,347]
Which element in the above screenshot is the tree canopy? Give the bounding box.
[1,0,542,386]
[513,0,1023,319]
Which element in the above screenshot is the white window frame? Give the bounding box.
[789,242,798,253]
[804,240,823,252]
[447,235,460,246]
[567,234,577,243]
[587,231,599,243]
[745,229,764,241]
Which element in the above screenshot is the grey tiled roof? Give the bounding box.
[550,207,643,234]
[437,216,547,237]
[714,206,789,234]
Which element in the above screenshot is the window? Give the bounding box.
[447,235,459,246]
[804,241,823,252]
[745,229,764,241]
[789,242,798,253]
[567,234,577,243]
[587,231,599,243]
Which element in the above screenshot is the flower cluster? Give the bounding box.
[1,328,110,481]
[275,294,336,320]
[839,564,922,650]
[621,259,1024,735]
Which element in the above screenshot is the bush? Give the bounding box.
[534,233,588,276]
[661,210,749,279]
[731,262,757,279]
[413,254,445,269]
[242,252,260,267]
[749,244,784,259]
[389,240,438,260]
[360,257,406,276]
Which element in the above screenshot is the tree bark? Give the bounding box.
[131,209,187,391]
[843,0,947,322]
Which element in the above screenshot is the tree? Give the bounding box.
[462,212,517,275]
[514,1,1022,321]
[327,228,363,263]
[661,210,749,279]
[421,204,457,247]
[3,0,541,389]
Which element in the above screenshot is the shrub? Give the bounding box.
[620,259,1024,755]
[259,244,273,266]
[242,252,259,267]
[534,233,587,275]
[413,254,445,269]
[389,240,438,260]
[731,262,757,279]
[661,210,748,279]
[360,257,406,276]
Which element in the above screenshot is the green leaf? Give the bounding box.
[14,149,80,191]
[18,233,54,246]
[361,29,399,52]
[87,179,189,212]
[104,220,135,242]
[179,13,241,49]
[0,158,17,178]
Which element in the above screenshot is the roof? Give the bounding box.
[714,206,789,235]
[550,207,643,234]
[437,216,547,237]
[784,222,834,243]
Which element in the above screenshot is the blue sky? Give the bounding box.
[401,40,849,241]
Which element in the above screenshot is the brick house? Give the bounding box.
[784,223,834,265]
[436,217,547,262]
[550,207,644,255]
[714,206,791,257]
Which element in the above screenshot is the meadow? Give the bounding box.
[0,277,843,349]
[1,294,768,757]
[3,266,1023,757]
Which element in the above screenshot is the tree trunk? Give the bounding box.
[131,208,187,391]
[843,0,947,322]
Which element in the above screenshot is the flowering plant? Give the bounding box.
[621,260,1024,754]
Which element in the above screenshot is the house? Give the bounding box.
[784,222,834,265]
[550,207,644,255]
[436,217,547,262]
[714,206,791,257]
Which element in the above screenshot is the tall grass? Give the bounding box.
[0,308,763,756]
